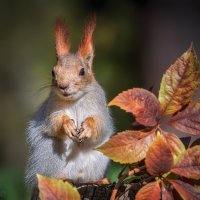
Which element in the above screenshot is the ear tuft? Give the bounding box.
[78,14,96,67]
[55,18,71,58]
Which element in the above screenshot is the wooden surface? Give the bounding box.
[31,183,141,200]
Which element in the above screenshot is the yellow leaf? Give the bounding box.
[162,131,186,164]
[37,174,80,200]
[171,145,200,180]
[158,45,200,115]
[96,130,155,164]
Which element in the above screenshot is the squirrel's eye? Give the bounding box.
[52,70,55,77]
[79,68,85,76]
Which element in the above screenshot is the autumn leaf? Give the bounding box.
[169,100,200,136]
[162,131,186,164]
[161,182,174,200]
[145,134,173,176]
[169,180,200,200]
[170,145,200,180]
[135,181,160,200]
[37,174,80,200]
[158,45,200,115]
[109,88,161,126]
[190,138,200,147]
[96,130,155,164]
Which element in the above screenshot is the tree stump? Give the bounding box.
[31,182,141,200]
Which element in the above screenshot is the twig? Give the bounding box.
[128,165,146,177]
[116,176,154,200]
[118,164,128,179]
[110,173,127,200]
[110,165,146,200]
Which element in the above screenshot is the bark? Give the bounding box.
[31,183,141,200]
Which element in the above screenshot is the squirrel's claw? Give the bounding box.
[77,125,92,143]
[63,119,79,141]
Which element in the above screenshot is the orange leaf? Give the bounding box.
[162,131,186,164]
[169,180,200,200]
[135,181,160,200]
[145,134,173,176]
[169,100,200,136]
[37,174,80,200]
[161,182,174,200]
[158,45,200,115]
[96,130,155,164]
[170,145,200,180]
[109,88,161,126]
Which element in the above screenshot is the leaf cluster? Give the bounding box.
[97,45,200,200]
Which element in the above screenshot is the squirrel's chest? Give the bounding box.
[63,104,89,127]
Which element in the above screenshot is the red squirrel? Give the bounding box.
[25,16,114,188]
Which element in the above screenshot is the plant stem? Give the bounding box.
[110,173,127,200]
[110,166,146,200]
[116,176,154,200]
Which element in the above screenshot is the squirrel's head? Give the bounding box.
[52,16,96,101]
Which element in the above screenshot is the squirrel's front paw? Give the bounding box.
[63,117,78,141]
[78,117,97,143]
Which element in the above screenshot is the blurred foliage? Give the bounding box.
[0,167,29,200]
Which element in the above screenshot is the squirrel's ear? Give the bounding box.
[55,18,71,58]
[78,15,96,68]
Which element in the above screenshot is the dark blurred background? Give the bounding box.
[0,0,200,199]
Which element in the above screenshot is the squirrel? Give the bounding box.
[25,16,114,188]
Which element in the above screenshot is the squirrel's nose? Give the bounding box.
[58,84,69,90]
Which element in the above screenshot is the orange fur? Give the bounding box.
[79,116,102,141]
[63,116,78,141]
[78,15,96,59]
[55,18,71,57]
[50,114,75,140]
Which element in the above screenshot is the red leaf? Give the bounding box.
[162,131,186,164]
[171,145,200,180]
[161,182,174,200]
[37,174,80,200]
[158,45,200,115]
[145,134,173,176]
[135,181,160,200]
[170,100,200,136]
[109,88,161,126]
[169,180,200,200]
[96,130,155,164]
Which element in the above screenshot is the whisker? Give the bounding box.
[32,84,53,97]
